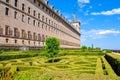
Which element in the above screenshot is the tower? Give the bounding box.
[70,8,80,33]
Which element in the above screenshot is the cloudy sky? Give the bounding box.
[49,0,120,50]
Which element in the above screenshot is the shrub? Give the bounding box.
[105,53,120,76]
[45,37,60,63]
[95,58,104,75]
[0,53,38,61]
[81,45,87,52]
[0,49,4,54]
[102,57,117,77]
[106,50,112,53]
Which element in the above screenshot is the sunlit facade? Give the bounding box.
[0,0,80,49]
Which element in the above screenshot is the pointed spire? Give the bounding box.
[73,7,77,21]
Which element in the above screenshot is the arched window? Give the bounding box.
[38,34,41,41]
[0,27,3,36]
[42,35,45,42]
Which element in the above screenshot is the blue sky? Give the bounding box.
[49,0,120,50]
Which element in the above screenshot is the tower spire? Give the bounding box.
[74,7,77,21]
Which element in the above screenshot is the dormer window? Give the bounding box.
[22,4,25,11]
[15,0,18,7]
[6,0,9,3]
[34,0,36,3]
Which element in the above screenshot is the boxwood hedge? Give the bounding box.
[105,53,120,76]
[0,53,38,61]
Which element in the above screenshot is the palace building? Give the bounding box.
[0,0,80,49]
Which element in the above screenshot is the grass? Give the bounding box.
[0,50,119,80]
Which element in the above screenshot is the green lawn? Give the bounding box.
[0,50,119,80]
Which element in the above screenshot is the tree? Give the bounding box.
[91,44,94,51]
[45,37,60,63]
[81,45,87,52]
[88,47,91,52]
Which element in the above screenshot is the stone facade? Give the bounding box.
[0,0,80,49]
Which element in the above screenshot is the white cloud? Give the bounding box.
[78,0,90,3]
[91,8,120,15]
[78,0,90,8]
[81,18,94,25]
[81,29,120,40]
[97,30,120,35]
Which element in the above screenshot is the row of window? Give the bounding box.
[5,8,61,34]
[5,38,44,45]
[4,26,46,42]
[5,7,78,39]
[5,7,63,32]
[0,26,79,46]
[5,0,62,28]
[4,37,79,47]
[32,0,66,24]
[60,39,80,47]
[5,8,79,42]
[0,26,79,47]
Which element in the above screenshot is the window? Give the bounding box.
[46,9,48,12]
[49,20,50,24]
[49,27,50,31]
[33,20,35,26]
[34,41,35,45]
[22,15,25,22]
[42,24,44,29]
[33,32,36,40]
[38,3,40,6]
[5,26,9,35]
[14,11,17,19]
[46,18,47,23]
[38,34,41,41]
[15,0,18,7]
[34,0,36,3]
[22,4,25,11]
[38,22,40,27]
[42,16,44,21]
[5,7,9,16]
[42,6,44,10]
[6,38,8,43]
[33,10,36,16]
[22,40,24,44]
[42,35,45,42]
[28,7,30,14]
[28,41,30,44]
[6,0,9,3]
[21,30,25,38]
[38,13,40,19]
[0,27,3,36]
[14,28,18,37]
[46,25,47,31]
[15,40,17,44]
[52,21,53,26]
[28,31,32,40]
[28,17,30,24]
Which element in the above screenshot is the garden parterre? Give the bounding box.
[0,50,119,80]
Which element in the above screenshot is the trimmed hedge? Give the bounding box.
[102,57,117,77]
[95,58,104,75]
[105,53,120,76]
[0,53,38,61]
[59,51,104,56]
